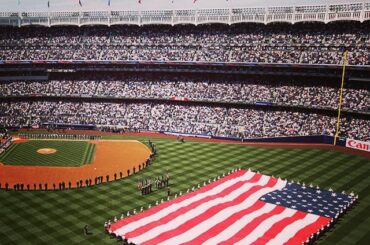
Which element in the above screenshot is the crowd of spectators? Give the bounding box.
[0,101,368,141]
[1,78,368,111]
[0,127,11,154]
[0,23,368,141]
[0,23,369,65]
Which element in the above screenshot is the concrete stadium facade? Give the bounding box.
[0,1,370,27]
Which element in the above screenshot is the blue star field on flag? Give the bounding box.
[260,182,354,218]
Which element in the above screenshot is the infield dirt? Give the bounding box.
[37,148,57,154]
[0,140,152,189]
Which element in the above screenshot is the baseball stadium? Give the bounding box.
[0,0,369,244]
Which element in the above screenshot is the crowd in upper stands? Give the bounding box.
[0,101,368,141]
[1,78,368,112]
[0,22,368,141]
[0,22,369,65]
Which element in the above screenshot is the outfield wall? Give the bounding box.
[225,135,345,146]
[11,128,370,157]
[161,131,345,146]
[161,131,370,155]
[16,128,348,146]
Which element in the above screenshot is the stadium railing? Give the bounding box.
[0,1,370,27]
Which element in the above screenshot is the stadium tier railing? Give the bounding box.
[1,60,370,69]
[0,2,370,27]
[1,94,368,116]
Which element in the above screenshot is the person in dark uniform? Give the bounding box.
[148,179,152,193]
[84,225,92,235]
[140,183,144,195]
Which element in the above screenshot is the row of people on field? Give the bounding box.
[302,193,358,245]
[18,133,102,140]
[0,159,153,191]
[137,173,170,195]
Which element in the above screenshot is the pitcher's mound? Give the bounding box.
[37,148,57,154]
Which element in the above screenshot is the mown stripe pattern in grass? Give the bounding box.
[0,140,94,167]
[85,144,96,164]
[0,136,369,245]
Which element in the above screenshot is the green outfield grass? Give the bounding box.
[0,134,369,245]
[0,140,95,167]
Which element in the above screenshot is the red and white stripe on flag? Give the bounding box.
[110,170,330,244]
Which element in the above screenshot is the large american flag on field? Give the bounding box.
[109,169,355,244]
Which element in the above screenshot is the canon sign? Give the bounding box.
[346,139,370,152]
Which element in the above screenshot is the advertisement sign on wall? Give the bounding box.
[346,138,370,152]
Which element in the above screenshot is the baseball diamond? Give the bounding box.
[0,139,152,189]
[0,140,95,166]
[0,131,368,245]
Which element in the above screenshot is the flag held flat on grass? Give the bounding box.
[109,169,355,244]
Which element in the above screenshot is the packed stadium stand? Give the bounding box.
[0,22,370,65]
[0,71,369,141]
[0,1,369,143]
[0,75,369,111]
